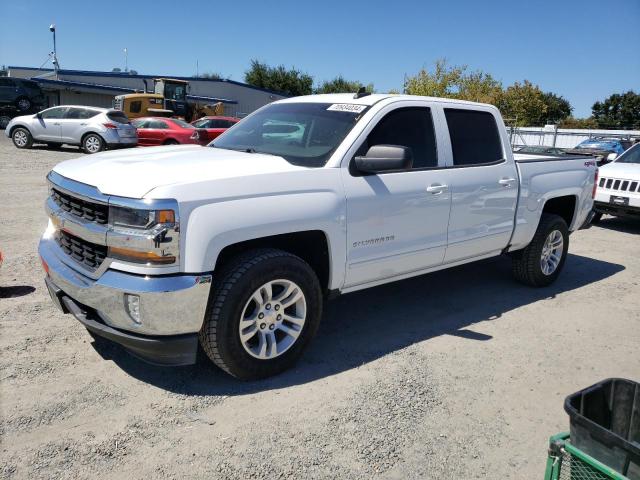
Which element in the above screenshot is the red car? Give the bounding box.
[191,116,240,143]
[131,117,207,146]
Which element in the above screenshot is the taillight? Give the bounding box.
[103,123,118,129]
[592,168,598,199]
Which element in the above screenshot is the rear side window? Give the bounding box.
[444,109,503,166]
[365,107,438,169]
[107,111,131,124]
[65,108,99,119]
[171,119,194,129]
[0,78,15,86]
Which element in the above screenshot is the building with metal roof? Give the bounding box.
[7,66,288,117]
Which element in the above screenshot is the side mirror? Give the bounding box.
[607,153,618,162]
[35,112,42,118]
[354,145,413,173]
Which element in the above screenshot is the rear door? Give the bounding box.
[59,107,99,144]
[31,106,68,142]
[143,119,170,145]
[437,107,519,263]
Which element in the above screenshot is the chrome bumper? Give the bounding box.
[39,236,211,336]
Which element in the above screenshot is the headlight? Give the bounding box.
[106,202,179,266]
[109,206,175,230]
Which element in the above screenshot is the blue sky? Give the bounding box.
[1,0,638,117]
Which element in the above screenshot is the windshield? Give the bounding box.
[615,144,640,164]
[211,102,368,167]
[164,83,187,101]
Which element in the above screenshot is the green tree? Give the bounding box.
[315,76,373,94]
[541,92,572,124]
[592,91,640,129]
[403,59,502,104]
[497,81,548,127]
[558,116,598,129]
[244,59,313,97]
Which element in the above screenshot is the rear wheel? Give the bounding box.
[164,139,179,145]
[512,213,569,287]
[16,97,32,111]
[12,127,33,149]
[82,134,104,154]
[199,248,322,380]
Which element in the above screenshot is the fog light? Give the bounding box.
[124,294,141,324]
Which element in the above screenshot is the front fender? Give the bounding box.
[182,191,346,290]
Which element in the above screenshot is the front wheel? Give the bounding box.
[16,97,32,111]
[512,213,569,287]
[83,134,104,154]
[199,249,322,380]
[12,127,33,149]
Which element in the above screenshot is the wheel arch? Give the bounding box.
[541,194,578,228]
[214,231,332,293]
[9,123,31,137]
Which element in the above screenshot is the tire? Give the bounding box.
[16,97,32,111]
[199,248,323,380]
[512,213,569,287]
[163,139,179,145]
[591,212,603,224]
[12,127,33,149]
[0,115,11,130]
[82,133,104,154]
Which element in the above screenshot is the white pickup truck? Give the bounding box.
[39,93,597,379]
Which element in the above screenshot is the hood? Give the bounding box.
[52,145,307,198]
[599,161,640,181]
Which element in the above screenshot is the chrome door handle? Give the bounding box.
[426,183,448,194]
[498,178,516,187]
[53,123,61,126]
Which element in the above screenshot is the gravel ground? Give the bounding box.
[1,133,639,479]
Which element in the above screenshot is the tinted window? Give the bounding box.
[616,144,640,164]
[40,107,67,119]
[148,120,169,129]
[65,108,99,119]
[0,78,14,87]
[130,101,142,114]
[444,109,503,166]
[107,111,130,124]
[365,107,438,169]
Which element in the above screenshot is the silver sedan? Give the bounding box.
[5,105,138,154]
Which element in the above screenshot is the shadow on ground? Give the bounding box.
[29,144,83,154]
[0,285,36,299]
[91,253,623,396]
[594,216,640,234]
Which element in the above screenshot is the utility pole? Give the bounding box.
[124,48,128,72]
[49,24,60,77]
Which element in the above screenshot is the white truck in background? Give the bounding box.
[39,93,597,379]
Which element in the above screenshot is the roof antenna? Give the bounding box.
[354,86,371,99]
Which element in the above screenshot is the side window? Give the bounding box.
[130,101,142,114]
[65,108,97,119]
[149,120,168,129]
[0,78,14,87]
[40,107,67,119]
[444,109,503,166]
[365,107,438,169]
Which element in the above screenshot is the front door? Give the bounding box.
[342,105,452,288]
[30,106,67,142]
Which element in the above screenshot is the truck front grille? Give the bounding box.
[52,189,108,224]
[56,230,107,270]
[599,177,640,193]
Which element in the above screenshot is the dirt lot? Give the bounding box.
[0,133,638,479]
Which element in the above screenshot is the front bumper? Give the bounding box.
[46,278,199,366]
[594,201,640,219]
[39,236,212,337]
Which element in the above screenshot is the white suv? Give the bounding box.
[5,106,137,153]
[593,143,640,222]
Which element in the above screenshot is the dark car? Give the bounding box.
[0,78,46,112]
[566,138,633,166]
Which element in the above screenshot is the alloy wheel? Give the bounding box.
[540,230,564,275]
[238,279,307,360]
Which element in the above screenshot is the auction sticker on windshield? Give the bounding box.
[327,104,367,113]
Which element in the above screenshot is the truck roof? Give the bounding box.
[275,93,495,108]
